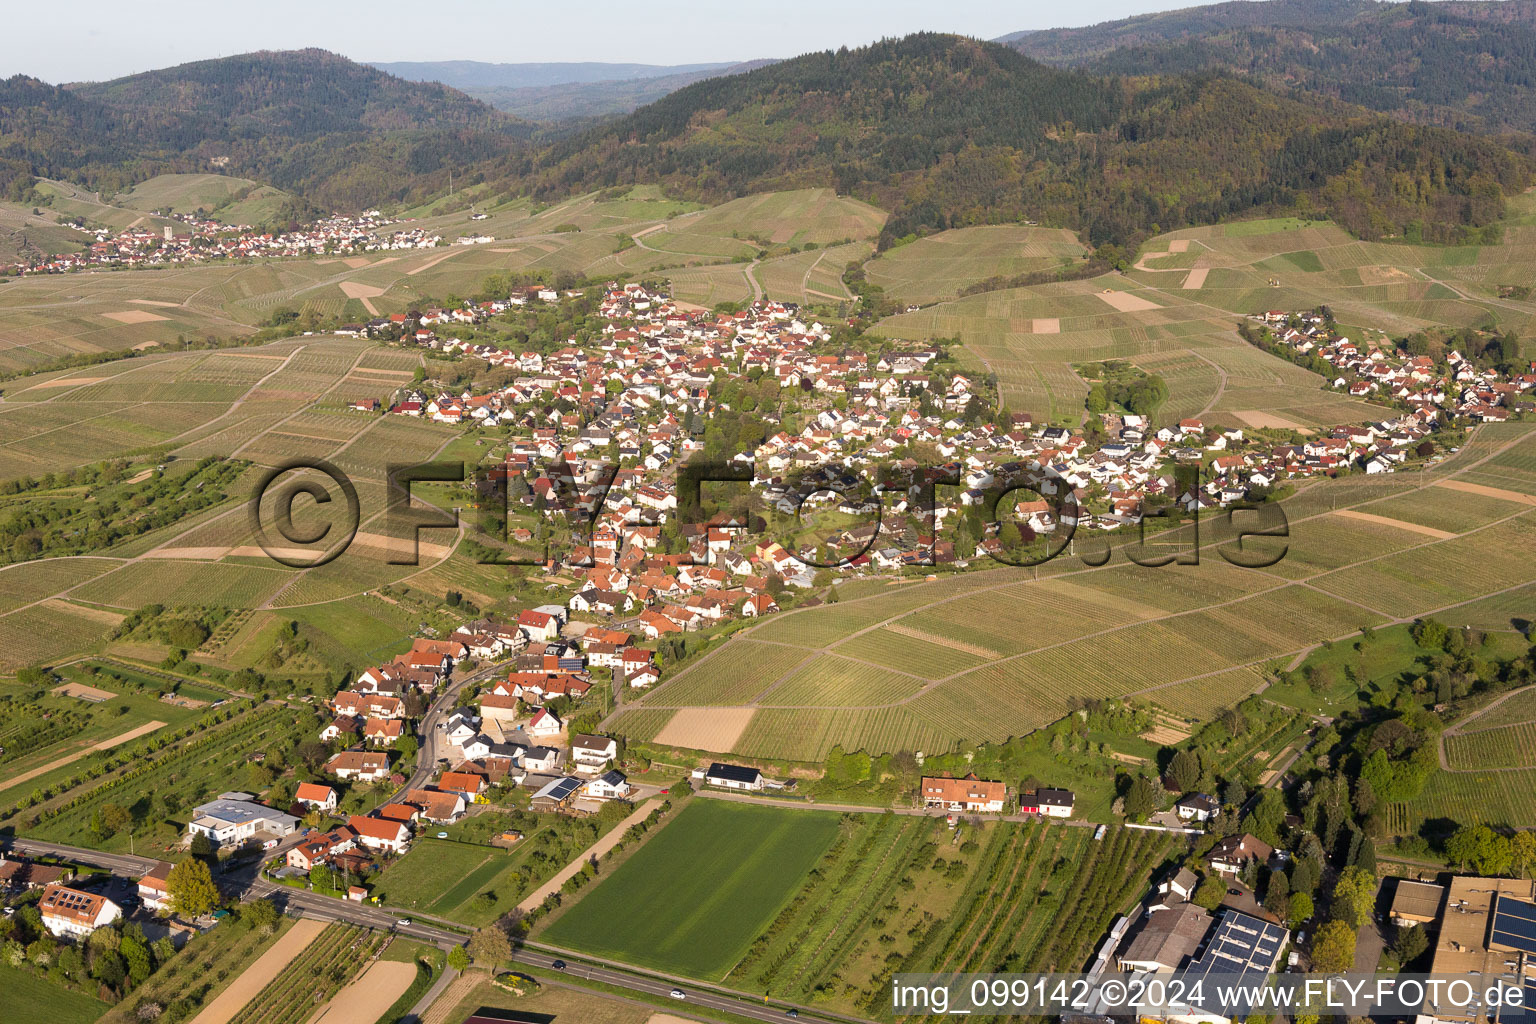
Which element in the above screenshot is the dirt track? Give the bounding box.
[516,799,662,913]
[306,960,417,1024]
[3,719,167,791]
[189,918,327,1024]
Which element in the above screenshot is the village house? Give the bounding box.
[40,884,122,939]
[701,762,764,791]
[571,734,618,772]
[1019,788,1076,818]
[324,750,391,783]
[1207,833,1275,876]
[921,774,1006,813]
[294,782,338,812]
[347,815,411,854]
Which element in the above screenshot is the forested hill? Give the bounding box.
[0,50,531,211]
[520,33,1532,249]
[1006,0,1536,133]
[68,50,510,134]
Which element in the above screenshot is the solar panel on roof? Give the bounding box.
[1492,895,1536,953]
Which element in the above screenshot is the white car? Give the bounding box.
[670,989,686,1000]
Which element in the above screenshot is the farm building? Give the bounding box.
[0,855,73,892]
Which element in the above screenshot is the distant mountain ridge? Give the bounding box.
[369,60,744,90]
[525,33,1531,250]
[461,61,779,122]
[70,49,511,134]
[0,50,531,211]
[1003,0,1536,132]
[374,58,781,122]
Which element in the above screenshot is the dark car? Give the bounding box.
[552,959,567,970]
[1227,888,1242,896]
[786,1011,800,1018]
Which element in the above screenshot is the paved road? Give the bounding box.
[7,837,161,876]
[396,656,514,799]
[511,941,874,1024]
[246,877,463,946]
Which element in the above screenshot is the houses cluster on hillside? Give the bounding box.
[370,283,1512,636]
[265,611,646,878]
[1257,310,1535,425]
[9,212,439,274]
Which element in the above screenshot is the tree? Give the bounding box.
[468,925,512,964]
[166,858,218,917]
[1310,920,1357,973]
[1394,923,1429,967]
[1168,749,1200,793]
[1193,874,1226,911]
[244,898,279,935]
[1288,892,1315,927]
[102,804,132,834]
[447,946,470,971]
[1264,870,1290,915]
[1514,831,1536,879]
[1331,865,1377,929]
[1123,775,1156,820]
[1446,823,1512,875]
[189,831,215,859]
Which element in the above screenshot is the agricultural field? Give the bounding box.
[111,174,279,218]
[226,923,383,1024]
[372,838,528,926]
[11,703,303,851]
[539,799,841,979]
[877,211,1536,428]
[631,429,1536,763]
[0,199,93,264]
[95,916,295,1024]
[1444,723,1536,770]
[1387,767,1536,834]
[890,822,1173,1020]
[864,225,1089,305]
[0,963,107,1024]
[0,671,208,804]
[752,240,871,307]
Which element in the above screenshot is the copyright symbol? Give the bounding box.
[248,458,360,568]
[1101,979,1126,1006]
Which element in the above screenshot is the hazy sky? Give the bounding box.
[7,0,1238,83]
